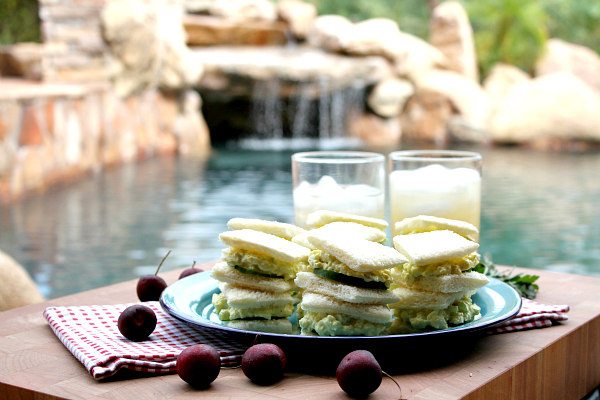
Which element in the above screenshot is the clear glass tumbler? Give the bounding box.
[292,151,385,228]
[388,150,482,235]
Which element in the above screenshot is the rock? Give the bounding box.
[413,69,490,133]
[101,0,203,97]
[349,112,401,147]
[401,89,453,144]
[173,90,211,155]
[184,0,217,13]
[208,0,276,22]
[430,1,478,81]
[0,43,45,80]
[0,250,44,310]
[344,18,401,58]
[367,78,414,118]
[184,14,287,46]
[392,32,447,79]
[19,103,44,147]
[307,15,354,53]
[535,38,600,93]
[489,72,600,144]
[483,63,530,103]
[277,0,317,40]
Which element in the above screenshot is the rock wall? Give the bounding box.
[0,80,209,203]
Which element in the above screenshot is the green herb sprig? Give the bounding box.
[474,254,540,299]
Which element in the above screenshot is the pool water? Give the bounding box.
[1,145,599,299]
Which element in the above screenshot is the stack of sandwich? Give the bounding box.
[294,230,406,336]
[388,215,489,333]
[211,218,310,333]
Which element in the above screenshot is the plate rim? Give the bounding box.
[160,272,522,341]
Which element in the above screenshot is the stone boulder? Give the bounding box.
[101,0,203,97]
[184,0,217,14]
[535,39,600,93]
[489,72,600,144]
[430,1,478,81]
[0,250,44,311]
[483,63,530,103]
[277,0,317,40]
[401,89,453,144]
[173,90,211,155]
[184,15,287,46]
[367,78,414,118]
[392,33,447,79]
[307,15,354,53]
[413,69,491,134]
[349,112,402,147]
[343,18,401,58]
[208,0,276,22]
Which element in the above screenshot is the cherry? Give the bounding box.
[117,304,157,341]
[179,260,203,279]
[241,343,287,385]
[137,250,170,301]
[336,350,382,398]
[177,344,221,388]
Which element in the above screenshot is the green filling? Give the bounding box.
[391,253,480,286]
[299,311,389,336]
[309,250,392,286]
[388,296,481,334]
[224,249,299,280]
[212,293,294,321]
[313,268,387,290]
[233,265,280,278]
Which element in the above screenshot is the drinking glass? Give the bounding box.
[292,151,385,228]
[388,150,482,236]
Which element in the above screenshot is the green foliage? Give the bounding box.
[0,0,41,45]
[474,254,540,299]
[542,0,600,52]
[464,0,548,76]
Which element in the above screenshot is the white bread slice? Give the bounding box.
[300,292,393,324]
[394,215,479,241]
[295,272,398,305]
[292,222,386,249]
[409,271,489,293]
[219,229,310,263]
[227,218,305,240]
[220,283,295,309]
[211,262,292,293]
[307,231,407,272]
[306,210,388,231]
[393,230,479,267]
[224,318,293,334]
[388,286,474,310]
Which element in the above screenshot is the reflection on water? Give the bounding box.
[0,146,599,298]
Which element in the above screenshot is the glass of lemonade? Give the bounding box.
[388,150,482,236]
[292,151,385,228]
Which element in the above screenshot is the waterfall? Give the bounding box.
[242,76,366,150]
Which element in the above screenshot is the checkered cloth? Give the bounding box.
[488,298,569,334]
[44,298,569,380]
[43,302,246,380]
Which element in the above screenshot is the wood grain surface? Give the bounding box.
[0,264,599,400]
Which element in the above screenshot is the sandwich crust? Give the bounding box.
[394,215,479,241]
[227,218,305,240]
[305,210,388,231]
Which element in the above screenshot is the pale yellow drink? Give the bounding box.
[389,164,481,235]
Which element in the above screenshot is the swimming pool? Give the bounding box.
[1,145,599,299]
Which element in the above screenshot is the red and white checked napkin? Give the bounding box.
[488,298,569,334]
[44,298,569,380]
[43,302,246,380]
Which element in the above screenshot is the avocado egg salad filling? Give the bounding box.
[207,213,491,336]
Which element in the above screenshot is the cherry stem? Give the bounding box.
[190,260,197,268]
[382,370,404,400]
[155,250,172,276]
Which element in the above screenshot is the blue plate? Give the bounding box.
[160,271,521,361]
